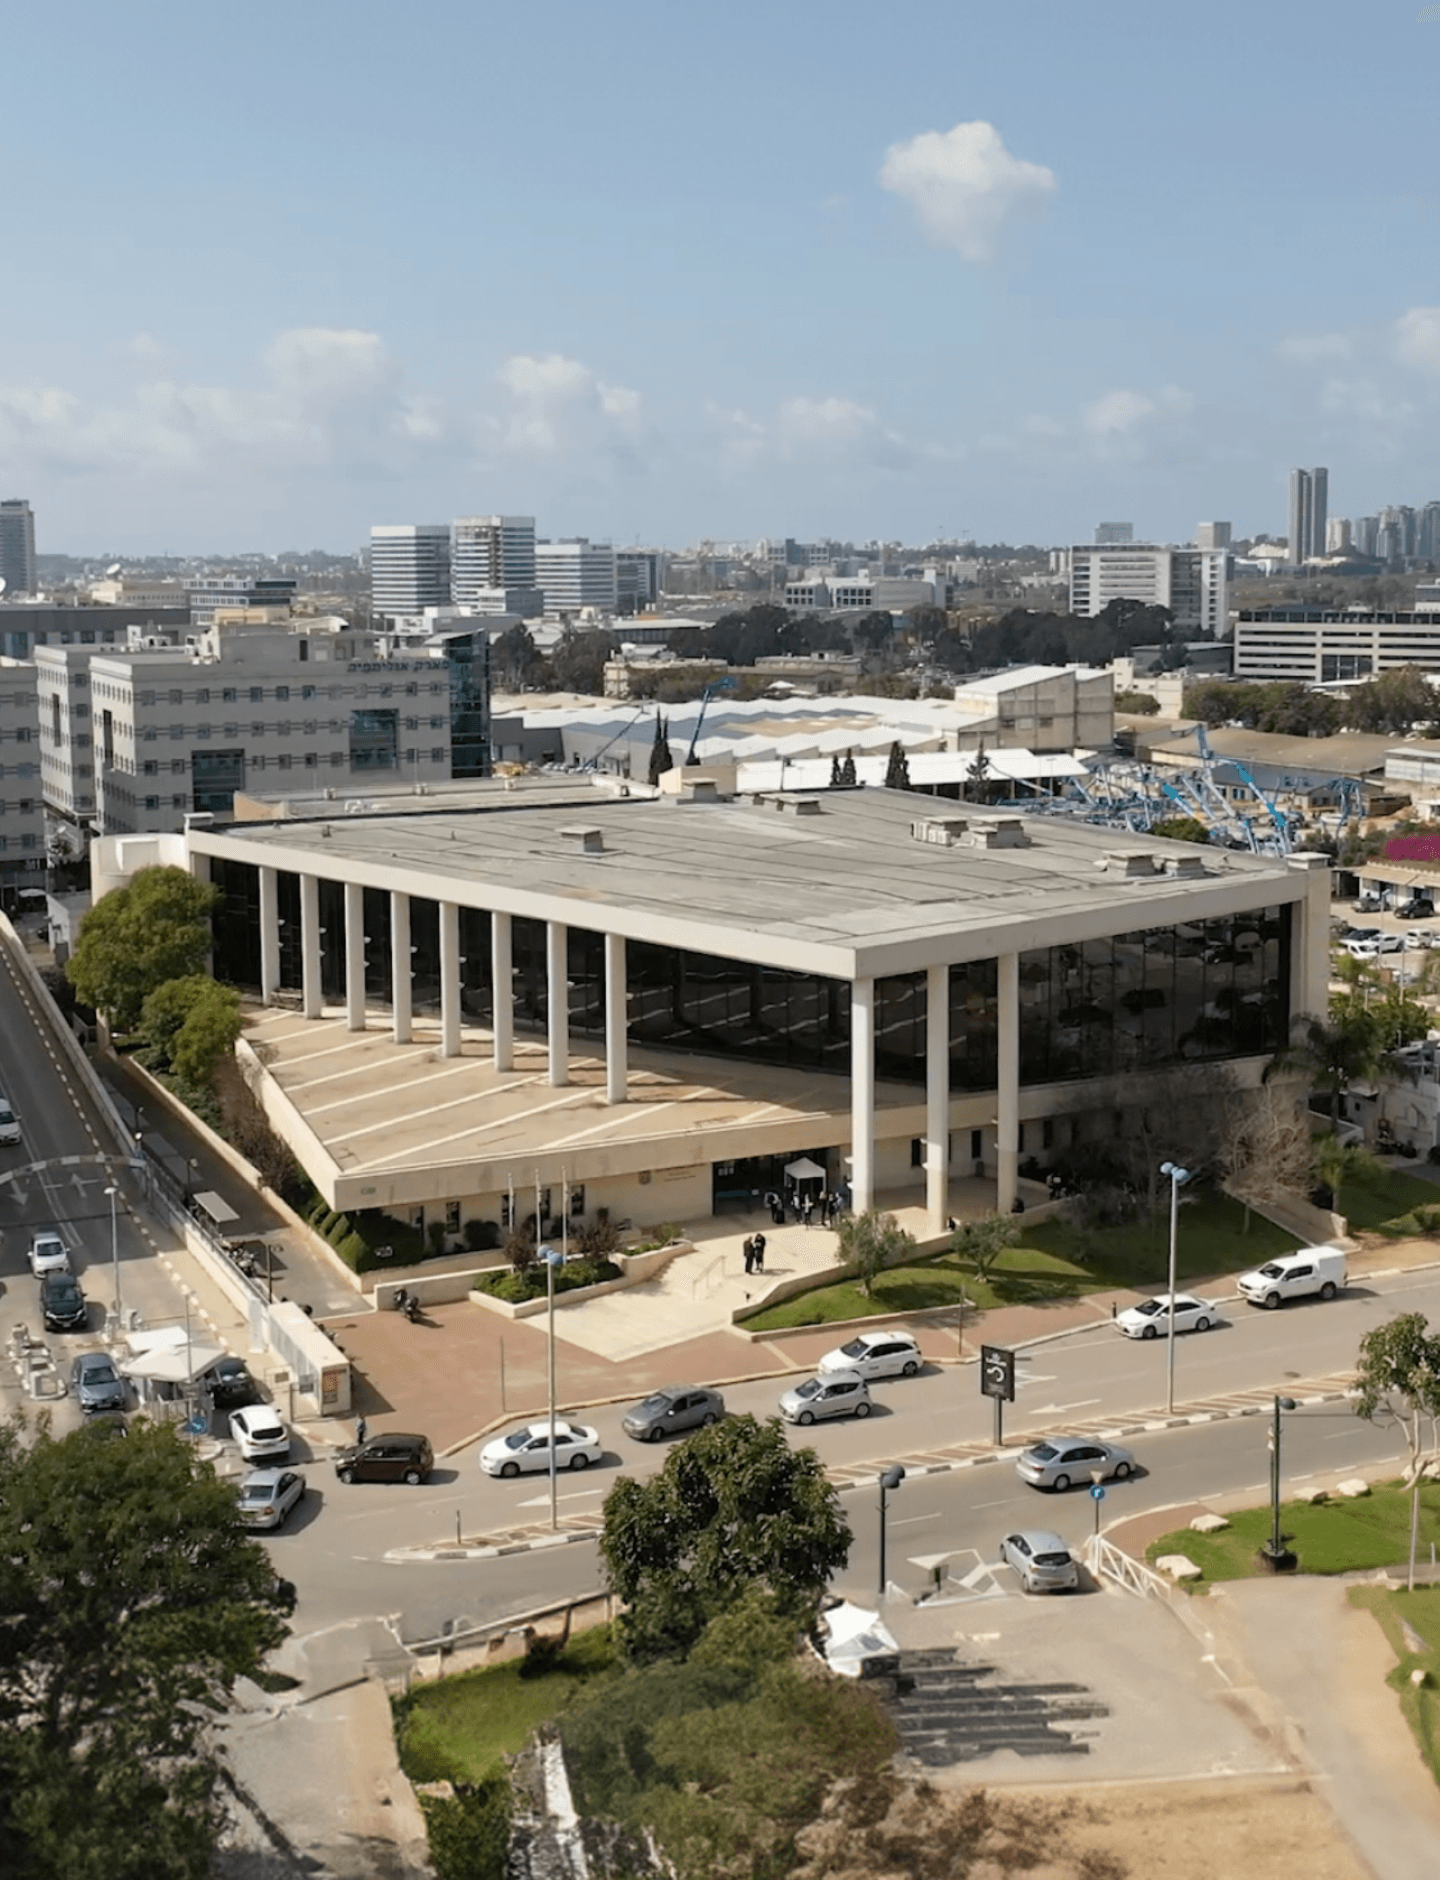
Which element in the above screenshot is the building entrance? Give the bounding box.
[712,1151,834,1216]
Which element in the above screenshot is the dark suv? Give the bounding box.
[333,1432,433,1486]
[40,1271,89,1332]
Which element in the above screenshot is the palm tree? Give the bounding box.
[1312,1136,1388,1224]
[1264,1011,1402,1135]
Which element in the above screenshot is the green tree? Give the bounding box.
[1311,1135,1388,1224]
[883,740,912,790]
[1265,1010,1396,1134]
[1353,1313,1440,1590]
[833,1208,918,1296]
[548,624,614,696]
[646,712,674,785]
[67,866,221,1032]
[1151,814,1211,844]
[598,1416,851,1664]
[0,1416,289,1880]
[950,1211,1022,1286]
[490,622,546,691]
[1114,689,1161,715]
[138,973,241,1080]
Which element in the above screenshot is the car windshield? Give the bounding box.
[1257,1263,1285,1278]
[1134,1299,1163,1317]
[839,1339,869,1358]
[82,1359,117,1382]
[1028,1443,1059,1461]
[238,1484,273,1505]
[0,1107,14,1124]
[504,1429,539,1450]
[636,1394,672,1414]
[794,1379,822,1399]
[249,1422,283,1440]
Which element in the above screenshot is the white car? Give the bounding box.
[1345,938,1380,961]
[229,1403,291,1461]
[1406,928,1438,951]
[479,1420,602,1478]
[816,1331,923,1381]
[0,1094,19,1147]
[1115,1293,1220,1340]
[28,1230,72,1277]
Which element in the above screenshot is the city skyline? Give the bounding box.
[3,1,1440,555]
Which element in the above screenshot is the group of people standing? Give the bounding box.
[762,1187,844,1229]
[742,1232,767,1275]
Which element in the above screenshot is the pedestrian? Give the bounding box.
[356,1414,368,1445]
[753,1231,766,1273]
[743,1236,755,1275]
[801,1197,813,1229]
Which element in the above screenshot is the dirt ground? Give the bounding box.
[1028,1776,1372,1880]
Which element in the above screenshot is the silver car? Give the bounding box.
[621,1386,725,1443]
[1015,1436,1136,1492]
[70,1350,126,1414]
[999,1529,1080,1593]
[237,1467,307,1530]
[778,1371,873,1425]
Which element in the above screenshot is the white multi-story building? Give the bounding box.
[1067,542,1228,637]
[370,525,451,621]
[450,516,536,603]
[37,619,460,839]
[1233,609,1440,683]
[951,665,1114,753]
[535,539,618,614]
[189,576,297,628]
[0,658,44,903]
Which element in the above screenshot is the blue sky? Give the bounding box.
[4,0,1440,556]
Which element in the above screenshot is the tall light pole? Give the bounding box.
[877,1464,905,1598]
[1262,1395,1298,1570]
[538,1244,565,1532]
[104,1183,121,1336]
[1160,1161,1191,1414]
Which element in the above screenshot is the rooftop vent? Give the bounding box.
[558,824,606,855]
[678,778,720,804]
[911,815,968,846]
[1098,850,1157,878]
[961,817,1030,851]
[774,795,823,817]
[1164,853,1209,878]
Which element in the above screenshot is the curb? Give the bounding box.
[395,1382,1359,1562]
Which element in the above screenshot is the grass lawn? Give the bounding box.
[1339,1169,1440,1236]
[1348,1583,1440,1788]
[741,1189,1298,1332]
[394,1626,616,1783]
[1144,1480,1440,1588]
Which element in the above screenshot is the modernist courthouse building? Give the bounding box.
[99,785,1330,1241]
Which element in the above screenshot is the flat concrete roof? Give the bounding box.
[193,789,1308,980]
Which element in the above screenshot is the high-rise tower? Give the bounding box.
[1287,468,1328,565]
[0,499,36,596]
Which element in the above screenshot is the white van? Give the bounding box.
[1236,1245,1347,1310]
[0,1094,19,1147]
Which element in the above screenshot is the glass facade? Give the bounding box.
[349,708,398,771]
[202,858,1291,1091]
[191,747,246,815]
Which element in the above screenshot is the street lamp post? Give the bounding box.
[538,1244,565,1533]
[877,1464,906,1598]
[1159,1161,1192,1414]
[1261,1395,1299,1570]
[104,1183,121,1336]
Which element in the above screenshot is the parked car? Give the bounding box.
[621,1386,725,1442]
[237,1467,308,1530]
[1376,933,1407,953]
[1398,900,1436,921]
[1345,938,1380,961]
[1340,927,1380,944]
[334,1432,434,1485]
[229,1403,291,1461]
[1016,1436,1136,1492]
[778,1371,873,1425]
[28,1229,71,1277]
[1115,1293,1220,1340]
[69,1350,126,1413]
[0,1094,19,1147]
[1405,928,1438,951]
[205,1355,258,1409]
[40,1271,88,1332]
[817,1331,923,1381]
[999,1529,1080,1594]
[480,1419,603,1477]
[1236,1244,1346,1309]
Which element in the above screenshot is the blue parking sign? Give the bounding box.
[1089,1483,1106,1502]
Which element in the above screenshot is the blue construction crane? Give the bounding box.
[684,675,739,766]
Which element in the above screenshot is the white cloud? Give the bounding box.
[492,352,643,456]
[1277,331,1353,365]
[1082,384,1194,437]
[1394,306,1440,374]
[1320,375,1416,431]
[879,120,1055,262]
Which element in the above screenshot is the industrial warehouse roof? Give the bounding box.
[192,787,1312,980]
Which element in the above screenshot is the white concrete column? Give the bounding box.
[491,911,513,1072]
[546,920,569,1088]
[258,866,280,1006]
[850,975,876,1215]
[439,901,461,1059]
[997,951,1020,1214]
[925,962,950,1236]
[344,881,365,1032]
[1289,855,1331,1024]
[300,875,321,1020]
[390,891,412,1045]
[604,932,627,1106]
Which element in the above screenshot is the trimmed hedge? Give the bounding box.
[473,1257,621,1304]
